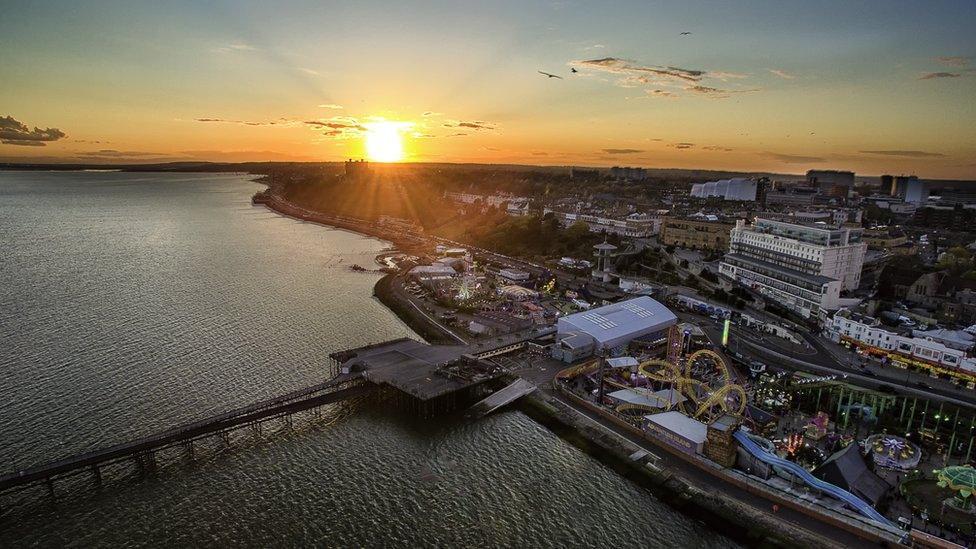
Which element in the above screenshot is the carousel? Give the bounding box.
[865,434,921,470]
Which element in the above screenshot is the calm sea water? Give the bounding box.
[0,171,735,548]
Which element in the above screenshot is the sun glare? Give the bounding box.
[364,121,410,162]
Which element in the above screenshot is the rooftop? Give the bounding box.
[558,296,678,344]
[643,411,708,443]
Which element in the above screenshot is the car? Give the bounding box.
[916,381,933,390]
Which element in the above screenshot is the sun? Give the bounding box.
[364,121,410,162]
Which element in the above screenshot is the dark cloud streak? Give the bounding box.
[0,115,66,146]
[860,150,945,158]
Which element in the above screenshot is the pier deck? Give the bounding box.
[0,374,365,495]
[332,337,520,401]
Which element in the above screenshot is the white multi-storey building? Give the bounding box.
[719,218,867,318]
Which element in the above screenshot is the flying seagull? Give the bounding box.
[571,67,578,74]
[680,31,692,35]
[538,71,563,79]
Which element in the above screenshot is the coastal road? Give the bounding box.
[683,311,976,409]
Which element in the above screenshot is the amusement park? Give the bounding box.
[552,305,976,546]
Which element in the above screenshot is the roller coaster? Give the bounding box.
[618,349,747,422]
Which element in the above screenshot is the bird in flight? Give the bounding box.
[571,68,578,74]
[680,31,692,35]
[538,71,563,79]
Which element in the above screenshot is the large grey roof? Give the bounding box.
[558,296,677,345]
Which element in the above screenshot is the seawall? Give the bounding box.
[514,387,844,549]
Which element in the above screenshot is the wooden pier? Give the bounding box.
[0,374,366,497]
[1,334,540,505]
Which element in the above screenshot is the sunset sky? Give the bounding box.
[2,1,975,178]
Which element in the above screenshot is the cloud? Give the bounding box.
[303,117,368,139]
[937,56,971,67]
[685,85,759,98]
[442,120,496,130]
[411,132,436,139]
[602,148,643,154]
[702,146,734,152]
[919,72,960,80]
[685,85,722,94]
[422,111,442,117]
[194,117,289,126]
[574,57,704,83]
[532,151,549,156]
[298,67,320,76]
[768,69,796,80]
[304,120,365,130]
[762,152,825,164]
[319,104,343,110]
[669,142,695,149]
[573,57,757,99]
[859,150,945,158]
[0,115,66,146]
[213,43,256,53]
[646,89,677,98]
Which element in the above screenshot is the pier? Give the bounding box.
[0,334,541,501]
[0,374,367,497]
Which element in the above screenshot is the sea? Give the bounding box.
[0,171,736,547]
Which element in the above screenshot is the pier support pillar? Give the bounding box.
[91,465,101,485]
[183,440,194,460]
[46,477,55,498]
[220,431,230,446]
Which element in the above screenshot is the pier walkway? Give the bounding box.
[0,374,366,495]
[2,333,544,500]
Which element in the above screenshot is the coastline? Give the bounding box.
[254,192,462,346]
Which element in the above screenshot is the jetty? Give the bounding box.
[0,331,548,500]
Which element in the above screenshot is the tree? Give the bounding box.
[565,221,591,242]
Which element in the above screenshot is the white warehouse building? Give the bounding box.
[690,178,757,202]
[552,296,678,362]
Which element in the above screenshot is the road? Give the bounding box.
[681,310,976,409]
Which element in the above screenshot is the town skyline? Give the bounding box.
[1,1,975,178]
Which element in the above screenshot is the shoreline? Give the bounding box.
[256,192,861,548]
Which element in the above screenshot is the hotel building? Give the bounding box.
[719,218,867,318]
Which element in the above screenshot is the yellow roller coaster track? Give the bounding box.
[636,350,746,421]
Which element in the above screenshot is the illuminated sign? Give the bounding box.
[721,319,731,346]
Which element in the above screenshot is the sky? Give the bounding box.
[1,0,975,178]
